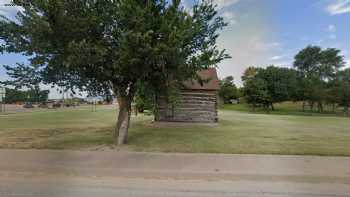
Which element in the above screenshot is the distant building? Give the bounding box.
[85,96,104,104]
[156,68,220,123]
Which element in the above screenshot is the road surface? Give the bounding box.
[0,150,349,196]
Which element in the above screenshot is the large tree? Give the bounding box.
[242,67,270,112]
[242,66,299,111]
[243,77,270,112]
[334,68,350,115]
[218,76,238,104]
[293,46,345,112]
[255,66,299,110]
[0,0,229,144]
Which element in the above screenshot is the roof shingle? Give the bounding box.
[182,68,220,90]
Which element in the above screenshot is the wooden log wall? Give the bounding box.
[157,90,218,123]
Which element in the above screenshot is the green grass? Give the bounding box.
[0,107,117,149]
[0,105,350,156]
[221,102,348,117]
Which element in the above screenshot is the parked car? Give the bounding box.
[23,102,34,108]
[228,99,239,104]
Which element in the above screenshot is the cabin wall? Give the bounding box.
[157,90,218,123]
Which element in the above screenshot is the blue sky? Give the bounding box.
[210,0,350,85]
[1,0,350,98]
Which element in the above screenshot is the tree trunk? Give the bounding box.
[270,102,274,111]
[265,104,270,114]
[344,105,349,117]
[302,101,305,112]
[318,102,323,113]
[115,96,132,145]
[310,102,314,111]
[154,96,159,121]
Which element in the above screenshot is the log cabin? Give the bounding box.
[156,68,220,123]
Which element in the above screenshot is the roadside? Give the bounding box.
[2,175,350,197]
[1,149,350,182]
[1,150,350,197]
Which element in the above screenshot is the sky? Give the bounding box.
[1,0,350,98]
[209,0,350,85]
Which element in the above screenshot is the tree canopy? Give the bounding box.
[219,76,238,104]
[242,66,299,111]
[4,86,49,104]
[0,0,229,144]
[242,75,270,111]
[240,46,347,114]
[293,45,345,112]
[333,68,350,114]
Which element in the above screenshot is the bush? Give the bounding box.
[53,103,61,108]
[38,102,48,108]
[135,95,153,113]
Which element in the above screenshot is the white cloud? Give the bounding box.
[217,33,280,86]
[182,0,239,15]
[326,0,350,15]
[222,11,237,25]
[329,34,337,39]
[346,59,350,67]
[273,61,292,67]
[270,53,293,67]
[316,39,325,44]
[181,0,192,13]
[326,25,337,40]
[248,38,280,52]
[214,0,240,10]
[328,25,336,32]
[0,0,23,21]
[266,42,281,49]
[270,55,284,60]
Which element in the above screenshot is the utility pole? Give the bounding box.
[0,87,6,113]
[62,86,65,108]
[91,98,97,112]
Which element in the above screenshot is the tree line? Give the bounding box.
[3,86,49,104]
[241,46,350,114]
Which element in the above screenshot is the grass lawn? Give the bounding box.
[221,101,349,117]
[0,104,350,156]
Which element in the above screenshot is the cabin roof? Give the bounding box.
[183,68,220,90]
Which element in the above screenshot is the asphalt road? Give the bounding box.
[0,150,350,197]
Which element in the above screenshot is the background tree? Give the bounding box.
[325,78,342,112]
[134,82,155,113]
[4,86,49,103]
[4,88,26,103]
[243,78,271,112]
[293,45,345,112]
[255,66,299,110]
[242,68,270,112]
[334,68,350,115]
[242,66,258,81]
[219,76,238,104]
[28,85,50,103]
[0,0,229,144]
